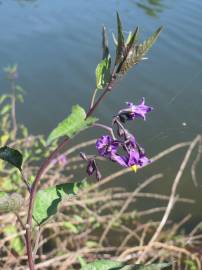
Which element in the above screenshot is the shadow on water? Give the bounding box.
[0,0,38,4]
[15,0,38,2]
[135,0,166,17]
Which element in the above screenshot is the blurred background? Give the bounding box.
[0,0,201,225]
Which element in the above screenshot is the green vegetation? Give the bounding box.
[0,13,201,270]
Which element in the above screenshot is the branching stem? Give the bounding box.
[25,66,118,270]
[93,123,116,139]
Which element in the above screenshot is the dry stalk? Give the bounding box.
[136,135,201,263]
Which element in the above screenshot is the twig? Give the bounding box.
[33,226,42,258]
[119,242,201,269]
[136,135,201,263]
[191,135,202,186]
[99,174,163,245]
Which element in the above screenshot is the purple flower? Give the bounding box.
[118,98,153,121]
[96,135,119,158]
[58,154,68,166]
[112,148,150,168]
[51,154,68,167]
[96,134,150,171]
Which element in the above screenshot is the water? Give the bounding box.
[0,0,201,223]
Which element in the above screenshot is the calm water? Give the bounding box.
[0,0,201,223]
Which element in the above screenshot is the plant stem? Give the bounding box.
[86,73,116,118]
[21,170,31,193]
[25,137,69,270]
[93,123,116,139]
[89,88,98,110]
[11,81,17,140]
[25,68,117,270]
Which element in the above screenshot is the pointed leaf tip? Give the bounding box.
[126,26,139,50]
[102,25,109,59]
[115,12,125,65]
[0,146,23,171]
[119,25,163,75]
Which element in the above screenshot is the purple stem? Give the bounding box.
[25,69,117,270]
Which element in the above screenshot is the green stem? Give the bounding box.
[89,88,98,110]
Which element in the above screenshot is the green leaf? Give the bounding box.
[78,256,87,267]
[47,105,97,145]
[0,104,11,115]
[80,259,122,270]
[33,181,85,225]
[102,26,109,59]
[80,260,170,270]
[124,264,170,270]
[0,177,14,192]
[4,225,24,255]
[119,26,163,75]
[184,259,197,270]
[0,94,9,104]
[17,94,24,103]
[126,26,139,51]
[63,221,78,234]
[95,55,111,89]
[115,12,125,65]
[15,85,25,94]
[0,146,23,171]
[4,64,18,74]
[0,191,7,198]
[112,32,118,46]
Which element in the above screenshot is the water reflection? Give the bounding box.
[136,0,165,17]
[16,0,38,3]
[0,0,38,4]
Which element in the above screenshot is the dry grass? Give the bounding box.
[0,135,202,269]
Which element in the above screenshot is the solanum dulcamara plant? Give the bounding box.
[0,13,166,270]
[80,97,153,180]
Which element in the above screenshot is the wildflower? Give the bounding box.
[118,97,153,122]
[51,154,68,167]
[111,147,150,169]
[58,154,68,166]
[96,135,120,158]
[95,134,150,171]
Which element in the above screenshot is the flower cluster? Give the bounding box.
[96,134,150,171]
[81,98,153,180]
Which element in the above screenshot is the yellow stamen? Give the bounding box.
[131,165,138,172]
